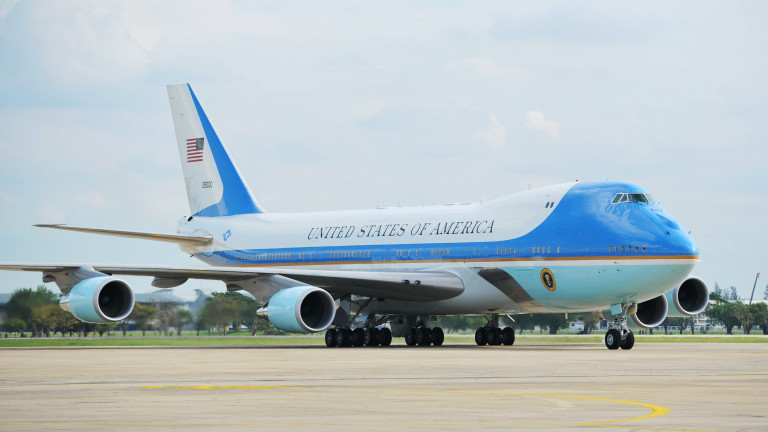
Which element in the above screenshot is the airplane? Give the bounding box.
[0,83,709,350]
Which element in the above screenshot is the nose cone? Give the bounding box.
[673,229,699,257]
[652,209,699,257]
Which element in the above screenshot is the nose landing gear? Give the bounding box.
[605,306,635,350]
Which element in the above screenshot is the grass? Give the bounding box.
[0,335,326,347]
[0,332,765,347]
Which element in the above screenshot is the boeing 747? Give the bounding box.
[0,84,709,349]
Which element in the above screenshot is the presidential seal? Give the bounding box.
[540,268,556,292]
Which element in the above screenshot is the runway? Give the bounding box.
[0,342,766,431]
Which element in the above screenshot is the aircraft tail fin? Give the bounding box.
[166,84,264,217]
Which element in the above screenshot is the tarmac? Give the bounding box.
[0,342,766,431]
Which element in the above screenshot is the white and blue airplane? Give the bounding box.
[0,84,709,349]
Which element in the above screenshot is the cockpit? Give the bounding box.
[611,193,656,204]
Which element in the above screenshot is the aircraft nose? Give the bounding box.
[664,222,699,257]
[682,232,699,256]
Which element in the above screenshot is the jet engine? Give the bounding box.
[59,276,135,324]
[630,294,668,329]
[665,276,709,317]
[257,286,336,333]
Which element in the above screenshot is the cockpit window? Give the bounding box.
[612,193,656,204]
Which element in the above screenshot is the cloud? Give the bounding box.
[0,1,765,298]
[477,113,507,148]
[525,110,560,140]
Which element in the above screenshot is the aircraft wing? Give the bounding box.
[0,263,465,302]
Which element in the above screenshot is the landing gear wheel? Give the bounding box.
[475,327,488,346]
[502,327,515,346]
[364,328,379,346]
[336,328,351,347]
[416,327,432,346]
[432,327,444,346]
[379,327,392,346]
[620,331,635,350]
[325,328,338,347]
[487,327,503,345]
[352,328,365,347]
[605,328,621,350]
[405,327,417,346]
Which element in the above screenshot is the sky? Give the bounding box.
[0,1,766,300]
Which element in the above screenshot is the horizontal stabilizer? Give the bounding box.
[34,224,213,246]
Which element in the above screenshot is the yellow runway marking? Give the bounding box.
[143,384,671,427]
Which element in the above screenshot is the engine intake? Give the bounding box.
[257,286,335,333]
[630,294,668,329]
[666,276,709,317]
[60,276,135,324]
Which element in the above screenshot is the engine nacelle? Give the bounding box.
[665,276,709,317]
[630,294,668,329]
[59,276,135,324]
[257,286,335,333]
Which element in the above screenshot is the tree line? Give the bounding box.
[0,286,272,337]
[2,284,767,337]
[705,283,768,335]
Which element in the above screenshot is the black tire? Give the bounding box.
[379,327,393,346]
[620,331,635,350]
[487,327,502,345]
[337,328,351,347]
[502,327,515,345]
[405,327,417,346]
[352,328,365,347]
[364,328,379,347]
[325,328,338,347]
[416,327,432,346]
[475,327,488,346]
[605,329,621,350]
[432,327,445,346]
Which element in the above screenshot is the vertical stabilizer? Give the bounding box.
[166,84,263,217]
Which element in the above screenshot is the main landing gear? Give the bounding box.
[604,306,635,350]
[325,314,446,348]
[325,327,393,348]
[404,325,445,347]
[474,314,515,346]
[401,316,445,347]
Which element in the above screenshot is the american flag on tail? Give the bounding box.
[186,138,204,163]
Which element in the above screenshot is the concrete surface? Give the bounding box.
[0,342,766,431]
